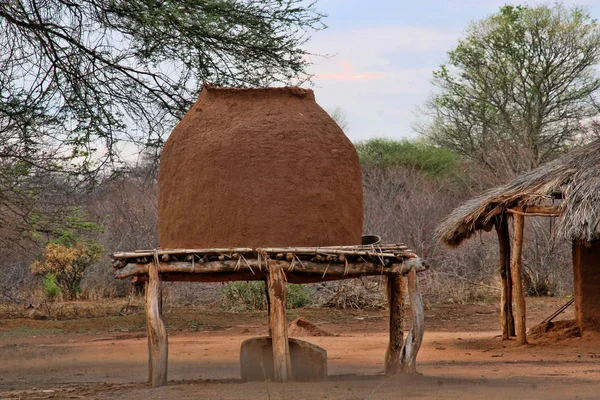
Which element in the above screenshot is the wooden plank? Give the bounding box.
[400,267,424,373]
[146,259,168,387]
[267,261,292,382]
[511,211,528,345]
[495,216,515,340]
[385,273,403,375]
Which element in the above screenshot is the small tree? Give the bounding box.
[31,242,103,300]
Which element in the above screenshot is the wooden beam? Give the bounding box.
[267,261,292,382]
[507,205,561,217]
[511,211,528,345]
[146,259,168,387]
[385,273,403,375]
[115,259,428,281]
[400,266,424,373]
[495,217,515,340]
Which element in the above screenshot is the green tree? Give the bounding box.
[420,4,600,178]
[354,138,459,178]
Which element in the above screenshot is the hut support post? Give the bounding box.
[385,273,403,375]
[267,261,292,382]
[146,260,168,387]
[400,267,424,373]
[496,217,515,340]
[511,212,528,345]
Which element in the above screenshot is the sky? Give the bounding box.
[305,0,600,142]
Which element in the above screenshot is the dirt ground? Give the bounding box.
[1,297,599,399]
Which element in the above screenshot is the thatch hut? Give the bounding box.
[436,140,600,343]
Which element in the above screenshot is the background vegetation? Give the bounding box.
[1,3,597,313]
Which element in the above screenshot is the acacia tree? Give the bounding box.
[0,0,323,175]
[420,4,600,179]
[0,0,324,245]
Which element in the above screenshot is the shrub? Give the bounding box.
[220,281,313,311]
[31,241,104,300]
[42,273,61,300]
[220,281,266,311]
[286,284,312,309]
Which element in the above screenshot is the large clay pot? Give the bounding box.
[158,84,363,248]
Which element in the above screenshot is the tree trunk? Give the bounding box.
[267,261,292,381]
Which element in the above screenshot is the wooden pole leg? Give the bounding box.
[511,212,528,345]
[400,267,424,373]
[146,260,168,387]
[385,273,403,375]
[496,217,515,340]
[267,261,292,382]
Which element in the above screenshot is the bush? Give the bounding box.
[31,241,104,300]
[42,273,61,300]
[220,281,313,311]
[220,281,266,311]
[286,284,312,309]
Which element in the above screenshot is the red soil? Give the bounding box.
[1,298,599,399]
[288,316,335,337]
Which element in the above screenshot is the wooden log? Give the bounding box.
[112,244,411,260]
[400,266,424,373]
[507,205,561,217]
[267,261,292,382]
[133,271,263,284]
[385,273,403,375]
[511,211,528,345]
[146,259,168,387]
[115,259,428,281]
[495,216,515,340]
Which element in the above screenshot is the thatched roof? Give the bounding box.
[437,140,600,247]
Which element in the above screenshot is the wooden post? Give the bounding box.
[511,211,528,345]
[265,280,272,337]
[385,273,403,375]
[146,260,168,387]
[495,216,515,339]
[400,267,424,373]
[267,261,292,382]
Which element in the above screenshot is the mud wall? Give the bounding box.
[158,85,363,249]
[572,240,600,332]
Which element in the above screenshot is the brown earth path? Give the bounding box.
[1,298,599,399]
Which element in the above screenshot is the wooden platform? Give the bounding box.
[111,244,428,387]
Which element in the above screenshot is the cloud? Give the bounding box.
[309,25,461,65]
[304,25,456,140]
[313,61,388,81]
